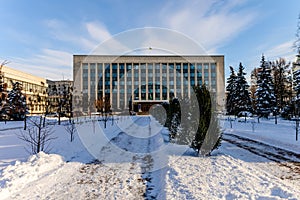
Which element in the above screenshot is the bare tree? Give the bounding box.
[65,120,76,142]
[18,116,56,154]
[95,96,111,128]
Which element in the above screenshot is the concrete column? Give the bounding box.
[208,62,211,89]
[202,63,204,85]
[88,63,91,113]
[117,63,120,109]
[102,63,105,99]
[124,63,127,109]
[188,63,190,98]
[181,63,183,98]
[153,63,156,100]
[131,63,134,102]
[146,63,148,101]
[110,63,112,105]
[95,63,98,101]
[138,63,141,101]
[160,63,162,100]
[167,63,169,100]
[174,63,176,97]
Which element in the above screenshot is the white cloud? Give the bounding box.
[9,49,73,80]
[161,0,257,51]
[44,19,113,51]
[86,22,111,43]
[265,40,295,62]
[7,21,116,80]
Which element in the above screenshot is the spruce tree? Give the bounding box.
[255,55,276,118]
[6,82,26,120]
[191,85,221,155]
[250,68,259,111]
[293,54,300,116]
[225,66,237,115]
[293,13,300,116]
[293,68,300,102]
[232,63,252,116]
[166,85,221,155]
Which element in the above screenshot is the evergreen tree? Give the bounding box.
[293,68,300,100]
[293,13,300,117]
[250,68,259,112]
[5,81,26,120]
[166,85,221,155]
[293,13,300,54]
[0,61,9,120]
[225,66,237,115]
[191,85,221,155]
[255,55,276,118]
[293,55,300,116]
[166,98,181,139]
[231,63,252,115]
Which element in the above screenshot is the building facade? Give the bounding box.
[46,79,73,115]
[1,65,48,114]
[73,55,225,113]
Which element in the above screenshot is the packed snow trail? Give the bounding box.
[98,116,168,199]
[223,132,300,180]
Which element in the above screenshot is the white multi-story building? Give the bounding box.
[1,65,48,114]
[73,55,225,113]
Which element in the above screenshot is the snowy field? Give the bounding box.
[0,115,300,199]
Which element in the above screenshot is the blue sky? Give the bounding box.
[0,0,299,80]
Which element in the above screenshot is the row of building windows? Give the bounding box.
[81,62,217,104]
[3,77,47,95]
[82,63,216,71]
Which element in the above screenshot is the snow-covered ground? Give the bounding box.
[221,116,300,154]
[0,116,299,199]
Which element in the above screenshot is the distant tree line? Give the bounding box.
[226,55,298,121]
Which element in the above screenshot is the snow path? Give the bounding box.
[96,116,168,199]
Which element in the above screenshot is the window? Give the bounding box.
[183,63,188,70]
[204,63,209,70]
[155,64,160,70]
[126,64,132,70]
[197,64,202,70]
[211,63,216,70]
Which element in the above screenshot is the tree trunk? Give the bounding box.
[24,115,27,130]
[58,112,61,125]
[37,116,42,153]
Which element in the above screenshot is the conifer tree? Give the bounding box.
[232,63,252,115]
[250,68,259,111]
[293,13,300,116]
[191,85,221,155]
[6,81,26,120]
[225,66,237,115]
[255,55,276,118]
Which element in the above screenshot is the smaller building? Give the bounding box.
[46,80,73,115]
[1,65,48,114]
